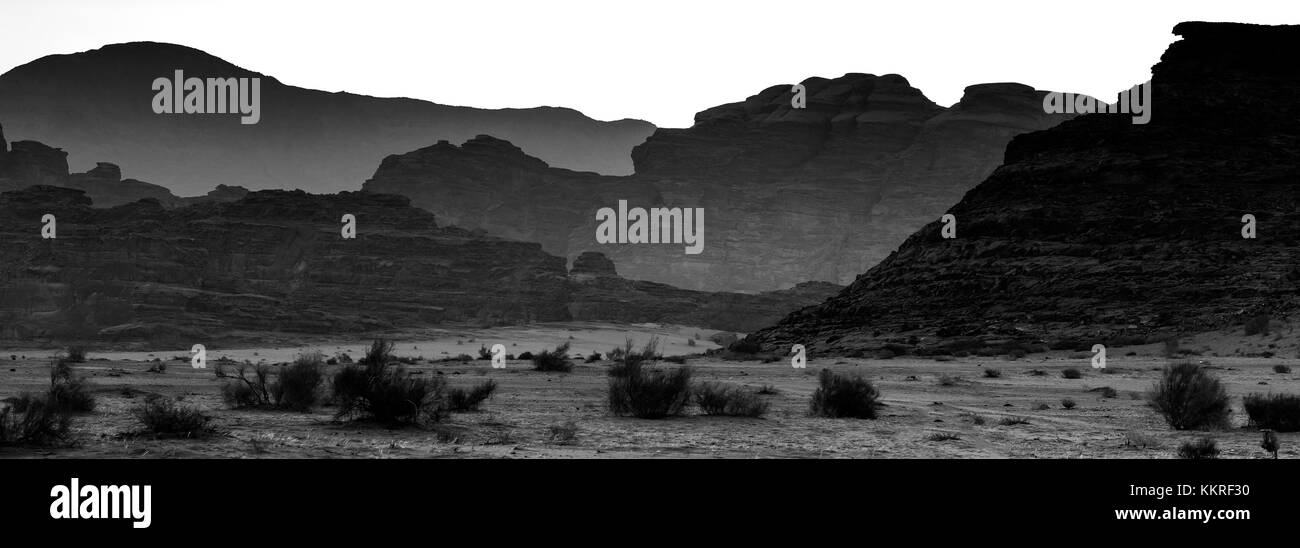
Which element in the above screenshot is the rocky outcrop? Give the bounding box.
[0,42,655,195]
[0,185,836,344]
[0,135,187,207]
[3,140,69,186]
[747,22,1300,356]
[0,186,573,343]
[566,253,841,333]
[365,75,1072,292]
[363,136,662,255]
[65,162,184,208]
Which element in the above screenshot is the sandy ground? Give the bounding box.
[1,326,1297,459]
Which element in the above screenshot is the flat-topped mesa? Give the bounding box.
[363,135,661,260]
[83,162,122,182]
[746,22,1300,357]
[631,73,943,175]
[4,140,69,185]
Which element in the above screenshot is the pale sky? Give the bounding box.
[2,0,1297,128]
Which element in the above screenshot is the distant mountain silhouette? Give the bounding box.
[0,42,655,196]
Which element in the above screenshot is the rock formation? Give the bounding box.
[0,132,186,207]
[747,22,1300,356]
[0,186,838,344]
[365,75,1072,292]
[0,186,573,343]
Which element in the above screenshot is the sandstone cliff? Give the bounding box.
[746,22,1300,356]
[365,75,1072,292]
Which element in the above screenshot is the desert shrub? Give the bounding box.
[983,368,1002,378]
[1148,361,1231,431]
[937,374,960,386]
[1244,314,1270,336]
[998,416,1030,426]
[756,384,779,395]
[517,351,534,361]
[270,352,326,411]
[809,369,881,419]
[607,362,692,419]
[612,337,661,368]
[963,413,987,425]
[1177,438,1219,459]
[1242,393,1300,432]
[216,361,273,408]
[532,342,574,372]
[585,352,602,363]
[360,338,396,365]
[1274,364,1291,374]
[47,360,95,413]
[332,346,447,425]
[0,394,72,446]
[693,382,769,417]
[687,339,697,347]
[447,380,498,412]
[1033,403,1050,410]
[477,344,492,360]
[926,432,960,442]
[548,421,578,444]
[1007,349,1026,360]
[1061,398,1077,409]
[1061,368,1082,379]
[65,346,87,363]
[134,395,212,438]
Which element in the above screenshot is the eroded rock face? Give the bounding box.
[747,22,1300,356]
[0,187,834,344]
[0,132,188,207]
[365,75,1071,292]
[0,186,573,343]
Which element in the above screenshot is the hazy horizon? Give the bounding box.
[2,0,1297,128]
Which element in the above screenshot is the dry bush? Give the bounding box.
[333,339,447,425]
[607,362,691,419]
[447,380,498,412]
[1243,393,1300,432]
[810,369,881,419]
[1148,361,1230,430]
[532,342,574,372]
[134,395,212,438]
[693,382,769,417]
